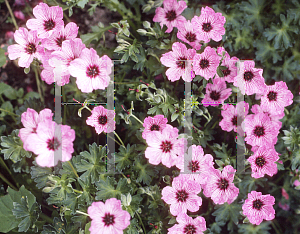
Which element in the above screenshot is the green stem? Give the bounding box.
[73,189,83,194]
[107,134,123,147]
[67,161,79,178]
[34,66,44,104]
[0,157,12,176]
[0,172,18,190]
[4,0,18,30]
[135,211,146,234]
[0,94,5,103]
[130,114,144,125]
[40,212,53,224]
[271,220,281,234]
[113,131,125,148]
[0,108,18,117]
[76,210,90,216]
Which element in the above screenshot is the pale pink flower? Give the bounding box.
[160,42,196,82]
[25,120,75,167]
[86,105,116,134]
[14,10,25,21]
[87,198,130,234]
[153,0,187,33]
[69,48,113,93]
[294,180,300,187]
[168,212,206,234]
[278,202,290,211]
[177,19,202,50]
[26,3,64,38]
[192,46,221,80]
[281,188,289,200]
[142,115,168,139]
[7,27,43,68]
[161,174,202,216]
[242,191,275,225]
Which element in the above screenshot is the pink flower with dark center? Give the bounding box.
[201,77,232,106]
[7,27,43,68]
[177,19,202,50]
[260,81,293,115]
[145,125,187,168]
[41,22,78,51]
[202,165,239,205]
[191,6,226,43]
[142,115,168,139]
[69,48,113,93]
[161,174,202,216]
[24,120,75,167]
[242,191,275,225]
[153,0,187,33]
[247,145,279,179]
[19,108,53,151]
[167,212,206,234]
[160,42,196,82]
[244,112,280,147]
[26,3,64,38]
[192,46,221,80]
[87,198,130,234]
[86,105,115,134]
[234,60,267,95]
[215,56,238,83]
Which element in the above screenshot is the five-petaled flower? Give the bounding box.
[177,19,202,50]
[142,115,168,139]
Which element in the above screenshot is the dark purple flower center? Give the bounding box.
[222,66,231,77]
[47,137,60,151]
[176,56,187,69]
[255,156,266,167]
[44,19,56,31]
[176,189,189,202]
[217,178,229,191]
[253,126,265,137]
[150,124,160,131]
[188,160,200,173]
[267,91,277,101]
[231,115,237,126]
[165,10,177,21]
[32,127,37,133]
[86,64,100,78]
[202,22,213,32]
[184,224,196,234]
[102,213,115,226]
[210,90,220,101]
[55,35,66,47]
[244,71,254,81]
[185,32,196,42]
[160,140,173,153]
[252,199,264,210]
[67,56,76,66]
[98,115,107,125]
[25,43,36,54]
[199,59,209,69]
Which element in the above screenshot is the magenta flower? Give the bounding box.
[242,191,275,225]
[87,198,130,234]
[167,212,206,234]
[86,105,116,134]
[7,27,43,68]
[294,180,300,187]
[192,46,221,80]
[145,125,187,168]
[42,22,78,51]
[142,114,168,139]
[278,202,290,211]
[234,60,267,95]
[177,19,202,50]
[191,6,226,43]
[247,145,279,179]
[26,3,64,38]
[202,165,239,205]
[201,78,232,106]
[153,0,187,33]
[161,174,202,216]
[244,112,280,147]
[14,10,25,21]
[260,81,293,115]
[160,42,196,82]
[69,48,113,93]
[215,55,238,83]
[24,120,75,167]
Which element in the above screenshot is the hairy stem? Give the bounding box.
[4,0,18,30]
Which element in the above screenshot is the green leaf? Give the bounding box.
[0,47,6,67]
[24,67,30,74]
[77,0,88,8]
[134,156,157,185]
[212,203,240,225]
[0,101,14,117]
[238,221,271,234]
[114,144,135,171]
[30,161,53,189]
[42,217,80,234]
[85,222,91,234]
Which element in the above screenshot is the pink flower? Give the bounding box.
[69,48,113,93]
[19,108,53,150]
[24,120,75,167]
[281,188,289,200]
[278,202,290,211]
[201,77,232,106]
[145,125,187,168]
[142,114,168,139]
[191,6,226,43]
[234,60,267,95]
[87,198,130,234]
[26,3,64,38]
[7,27,43,68]
[215,55,238,83]
[161,174,202,216]
[41,22,79,51]
[14,10,25,21]
[86,105,116,134]
[5,31,14,40]
[192,46,221,80]
[294,180,300,187]
[242,191,275,225]
[247,145,279,179]
[177,19,202,50]
[251,104,284,129]
[153,0,187,33]
[202,165,239,205]
[260,81,293,115]
[160,42,196,82]
[168,212,206,234]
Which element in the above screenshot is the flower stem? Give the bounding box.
[40,212,53,224]
[0,172,18,190]
[76,210,90,216]
[135,211,146,234]
[34,66,44,104]
[130,114,144,125]
[67,161,79,178]
[0,157,12,176]
[0,108,18,117]
[73,189,83,194]
[4,0,18,30]
[107,133,123,147]
[113,131,125,148]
